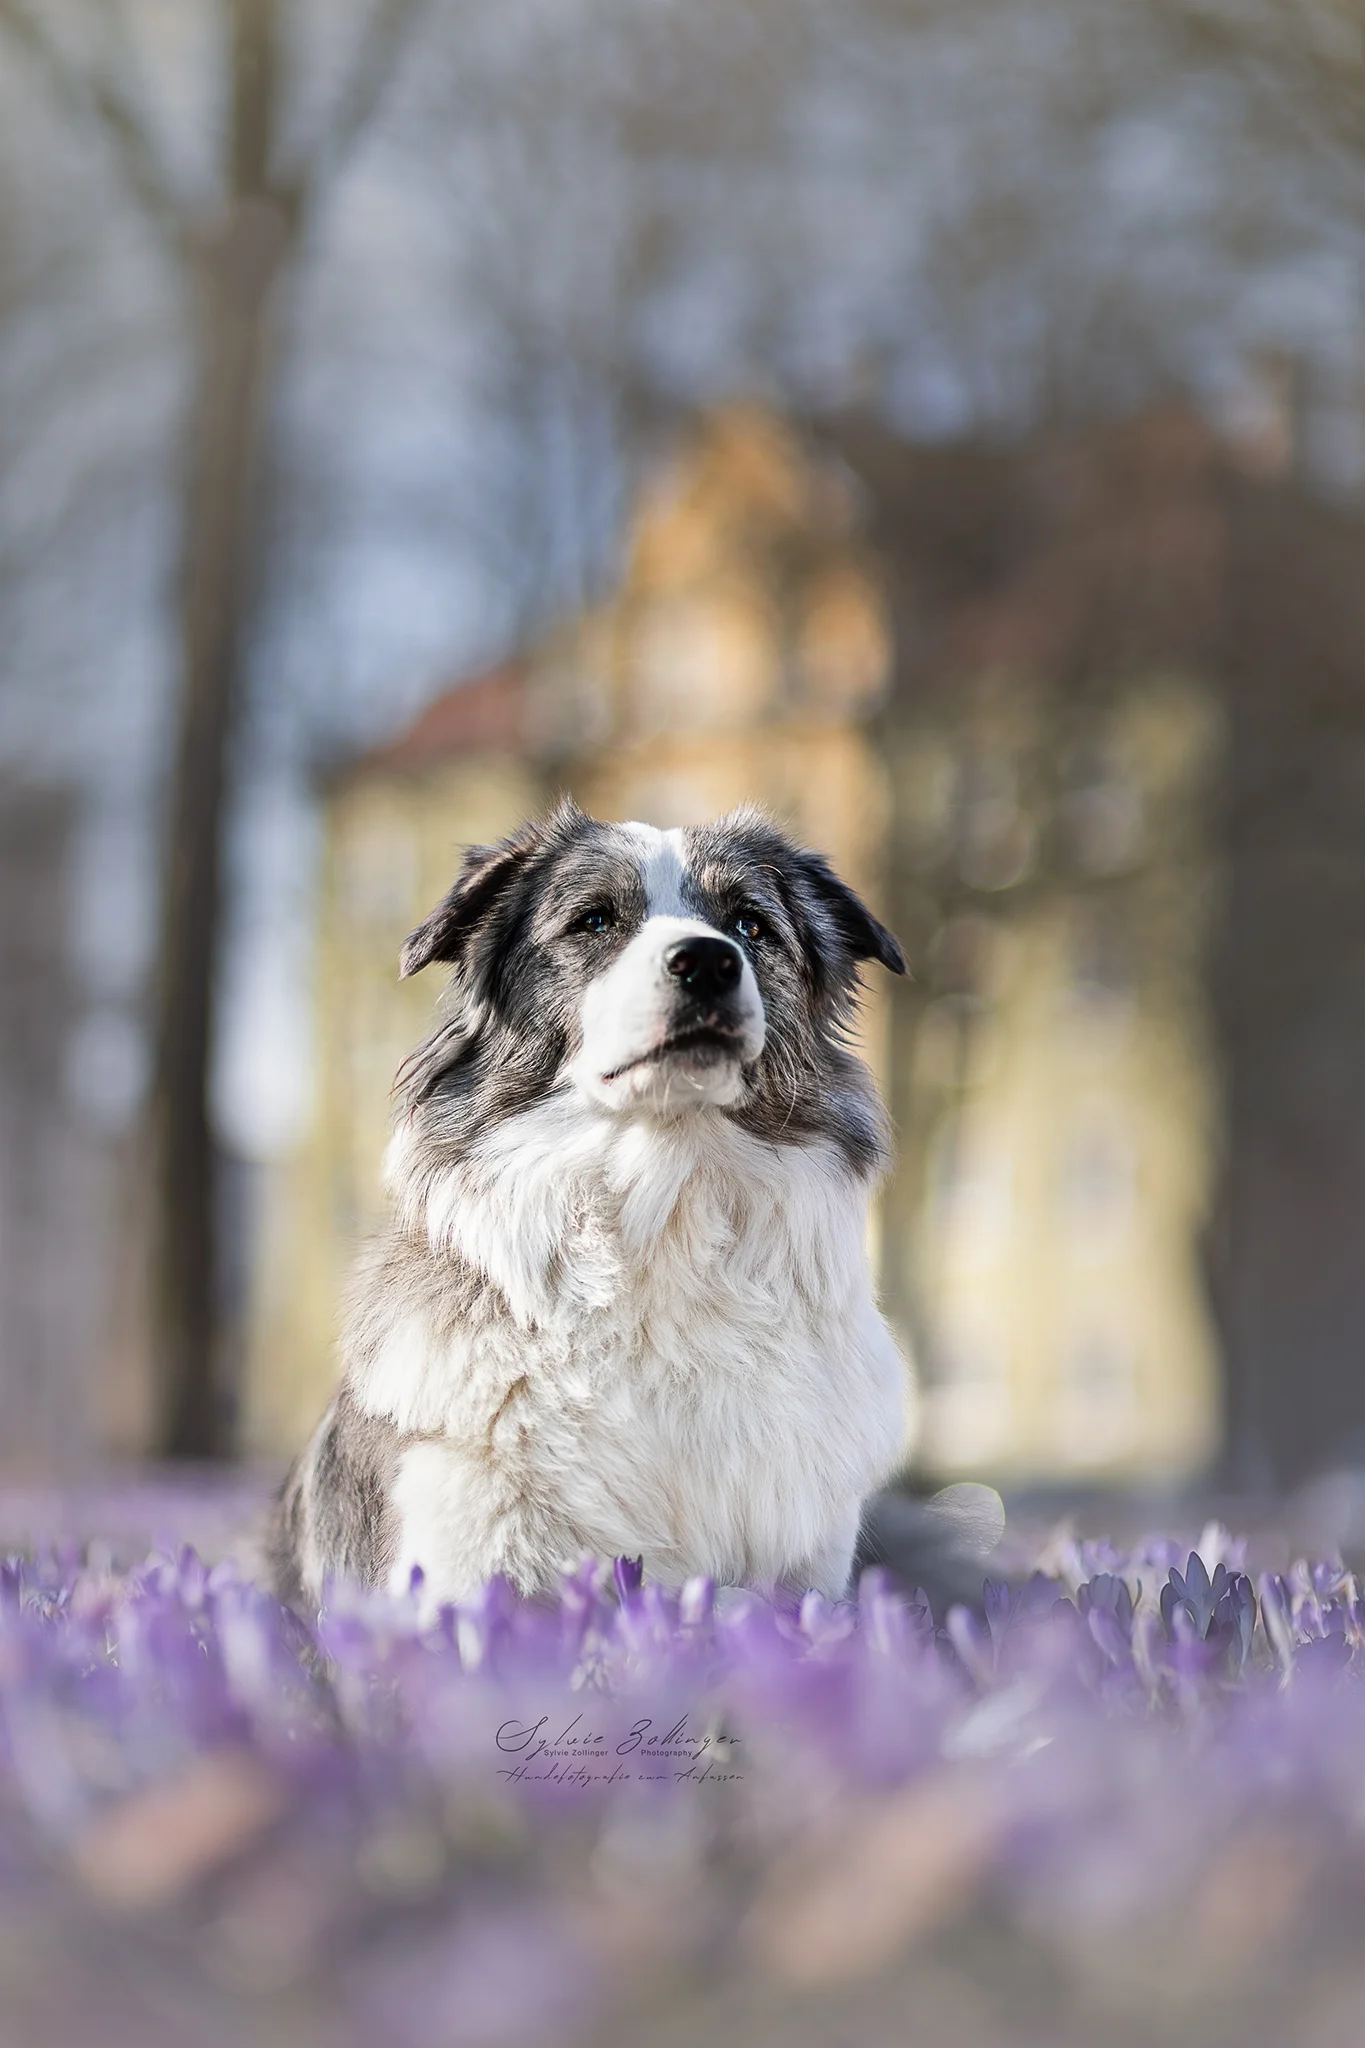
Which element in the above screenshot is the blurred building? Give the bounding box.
[247,406,1240,1487]
[851,412,1231,1487]
[246,412,897,1455]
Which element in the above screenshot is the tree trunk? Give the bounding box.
[148,197,288,1458]
[147,0,290,1460]
[1207,482,1365,1491]
[141,0,420,1457]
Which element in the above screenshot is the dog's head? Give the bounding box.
[396,801,904,1165]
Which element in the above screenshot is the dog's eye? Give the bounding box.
[733,909,767,945]
[571,904,616,936]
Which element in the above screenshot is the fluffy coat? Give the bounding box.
[269,802,913,1613]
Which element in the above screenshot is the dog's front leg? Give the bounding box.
[780,1502,864,1604]
[386,1438,573,1618]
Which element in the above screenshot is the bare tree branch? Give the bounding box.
[0,0,187,247]
[282,0,428,221]
[1154,0,1365,188]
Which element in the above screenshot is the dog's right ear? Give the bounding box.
[398,800,585,979]
[399,838,526,979]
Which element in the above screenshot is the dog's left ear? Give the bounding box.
[399,801,584,979]
[794,850,907,976]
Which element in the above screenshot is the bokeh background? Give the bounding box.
[4,0,1365,1535]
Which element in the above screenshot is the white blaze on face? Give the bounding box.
[565,823,766,1113]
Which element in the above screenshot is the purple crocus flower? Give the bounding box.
[2,1500,1365,2045]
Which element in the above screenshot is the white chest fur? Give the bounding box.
[357,1098,911,1603]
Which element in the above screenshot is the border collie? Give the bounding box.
[268,801,914,1614]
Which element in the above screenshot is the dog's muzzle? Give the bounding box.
[568,913,766,1109]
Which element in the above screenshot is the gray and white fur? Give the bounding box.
[268,801,914,1616]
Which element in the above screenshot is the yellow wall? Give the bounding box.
[908,678,1223,1482]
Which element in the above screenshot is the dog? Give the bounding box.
[268,800,915,1615]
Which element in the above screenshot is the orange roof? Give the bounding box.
[350,663,527,777]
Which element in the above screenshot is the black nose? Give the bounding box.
[663,935,743,1000]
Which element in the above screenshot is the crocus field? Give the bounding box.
[4,1485,1365,2048]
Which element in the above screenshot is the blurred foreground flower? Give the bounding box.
[2,1523,1365,2047]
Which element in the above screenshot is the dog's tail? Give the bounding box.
[855,1482,1006,1619]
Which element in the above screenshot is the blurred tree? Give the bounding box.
[0,0,422,1456]
[2,0,1365,1484]
[1164,0,1365,167]
[1131,0,1365,1484]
